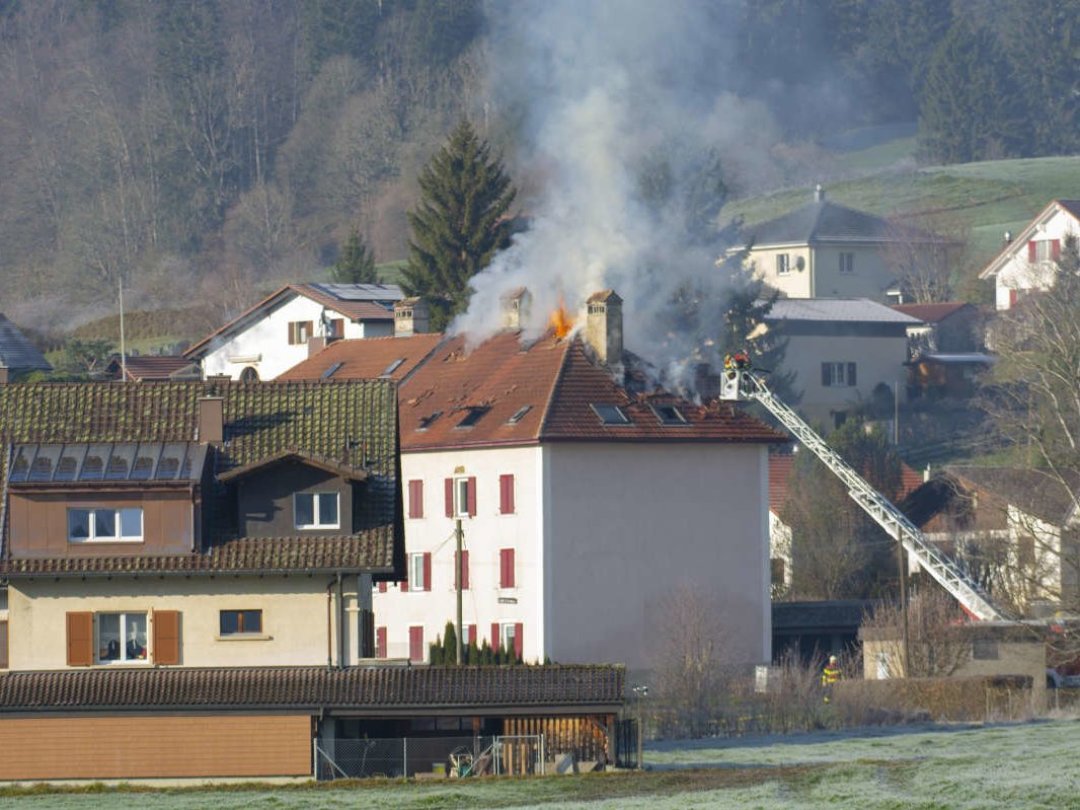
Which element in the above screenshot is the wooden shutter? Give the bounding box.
[500,548,515,588]
[423,552,432,591]
[1052,239,1061,260]
[466,477,477,517]
[66,612,93,667]
[1009,289,1018,308]
[408,480,424,519]
[400,565,408,592]
[332,318,345,337]
[514,622,524,659]
[491,622,501,650]
[304,321,313,342]
[378,581,387,593]
[499,474,515,514]
[360,609,375,658]
[0,619,8,669]
[445,478,454,517]
[468,624,477,647]
[287,322,295,345]
[152,610,180,666]
[456,549,470,590]
[1028,241,1036,262]
[847,363,857,386]
[409,626,424,662]
[376,626,387,658]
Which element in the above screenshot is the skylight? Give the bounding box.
[380,358,405,377]
[321,361,344,380]
[651,404,688,425]
[589,403,631,425]
[508,405,532,424]
[456,406,490,428]
[417,411,442,430]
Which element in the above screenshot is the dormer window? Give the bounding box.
[294,492,340,530]
[508,405,532,424]
[68,507,144,543]
[456,407,490,428]
[82,456,103,480]
[651,404,687,425]
[590,403,630,425]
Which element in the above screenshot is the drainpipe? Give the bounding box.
[326,579,334,667]
[337,572,345,668]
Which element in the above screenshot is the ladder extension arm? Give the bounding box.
[729,371,1008,622]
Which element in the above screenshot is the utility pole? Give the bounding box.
[897,530,911,677]
[119,275,127,380]
[456,518,464,665]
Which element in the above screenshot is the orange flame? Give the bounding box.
[549,298,574,339]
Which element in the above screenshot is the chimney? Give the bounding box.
[814,184,825,203]
[0,367,8,384]
[197,396,224,444]
[394,297,429,336]
[500,287,531,331]
[585,290,623,367]
[307,336,326,357]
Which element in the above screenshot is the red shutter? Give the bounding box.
[66,612,94,667]
[400,564,408,592]
[423,552,432,591]
[152,610,180,666]
[491,622,501,650]
[499,474,515,514]
[409,626,424,662]
[500,548,515,588]
[468,624,477,646]
[332,318,345,337]
[466,477,477,517]
[456,549,470,590]
[0,620,8,669]
[378,581,387,593]
[445,478,454,517]
[1052,239,1061,260]
[376,626,387,658]
[514,622,524,659]
[1028,241,1036,262]
[408,480,424,519]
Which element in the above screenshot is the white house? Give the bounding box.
[731,186,954,304]
[763,298,921,429]
[978,199,1080,310]
[184,283,405,381]
[285,291,787,670]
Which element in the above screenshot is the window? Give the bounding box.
[287,320,314,345]
[499,474,515,514]
[97,613,147,663]
[821,362,857,387]
[417,411,443,430]
[492,621,524,659]
[839,252,854,274]
[1028,239,1060,263]
[327,318,345,338]
[462,624,478,647]
[380,358,405,378]
[408,479,424,519]
[770,558,786,586]
[456,406,489,428]
[499,548,516,589]
[508,405,532,424]
[408,552,432,592]
[651,404,687,425]
[294,492,340,529]
[67,507,143,543]
[776,253,790,275]
[455,550,470,590]
[446,477,476,518]
[321,362,343,380]
[239,366,260,383]
[876,651,891,679]
[219,609,262,635]
[589,403,630,425]
[409,625,425,663]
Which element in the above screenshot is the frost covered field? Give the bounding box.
[3,719,1077,809]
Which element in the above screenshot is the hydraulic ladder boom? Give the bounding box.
[720,364,1009,622]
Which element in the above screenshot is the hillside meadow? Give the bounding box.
[2,718,1076,809]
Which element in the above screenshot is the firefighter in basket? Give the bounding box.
[723,351,751,379]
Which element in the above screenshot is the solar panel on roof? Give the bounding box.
[314,283,404,301]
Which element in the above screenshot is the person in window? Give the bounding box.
[127,635,146,660]
[104,639,120,660]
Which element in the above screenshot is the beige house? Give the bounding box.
[732,186,953,304]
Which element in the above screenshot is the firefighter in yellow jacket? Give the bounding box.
[821,655,842,703]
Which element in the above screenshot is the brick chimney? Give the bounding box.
[500,287,531,331]
[394,297,430,336]
[197,397,224,444]
[585,290,623,368]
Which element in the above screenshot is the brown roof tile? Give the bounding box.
[109,355,199,381]
[0,665,625,712]
[278,334,445,384]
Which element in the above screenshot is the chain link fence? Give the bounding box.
[315,734,545,780]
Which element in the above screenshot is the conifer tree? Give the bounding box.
[331,227,378,284]
[402,120,517,330]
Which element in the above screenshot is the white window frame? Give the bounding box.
[408,552,428,592]
[454,477,470,518]
[294,491,340,530]
[1032,240,1055,262]
[97,612,148,664]
[822,362,856,388]
[839,252,854,274]
[501,622,518,655]
[776,253,790,276]
[67,507,143,543]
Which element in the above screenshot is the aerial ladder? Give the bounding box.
[720,353,1011,623]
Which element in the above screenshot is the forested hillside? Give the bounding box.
[0,0,1074,337]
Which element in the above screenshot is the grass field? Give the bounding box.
[4,718,1076,809]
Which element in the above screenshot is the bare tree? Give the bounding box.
[882,212,968,304]
[862,586,972,678]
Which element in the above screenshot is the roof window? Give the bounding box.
[589,403,631,425]
[380,358,405,377]
[508,405,532,424]
[417,411,443,430]
[456,406,490,429]
[321,361,344,380]
[651,404,687,425]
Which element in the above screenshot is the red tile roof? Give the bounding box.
[0,665,625,713]
[110,355,199,381]
[769,451,925,515]
[295,283,397,321]
[891,302,972,323]
[278,334,445,383]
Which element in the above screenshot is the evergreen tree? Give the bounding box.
[402,120,517,330]
[918,21,1027,164]
[442,621,458,664]
[331,227,378,284]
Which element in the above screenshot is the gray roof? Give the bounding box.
[305,283,404,302]
[740,199,947,248]
[946,466,1080,526]
[0,315,50,373]
[766,298,922,324]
